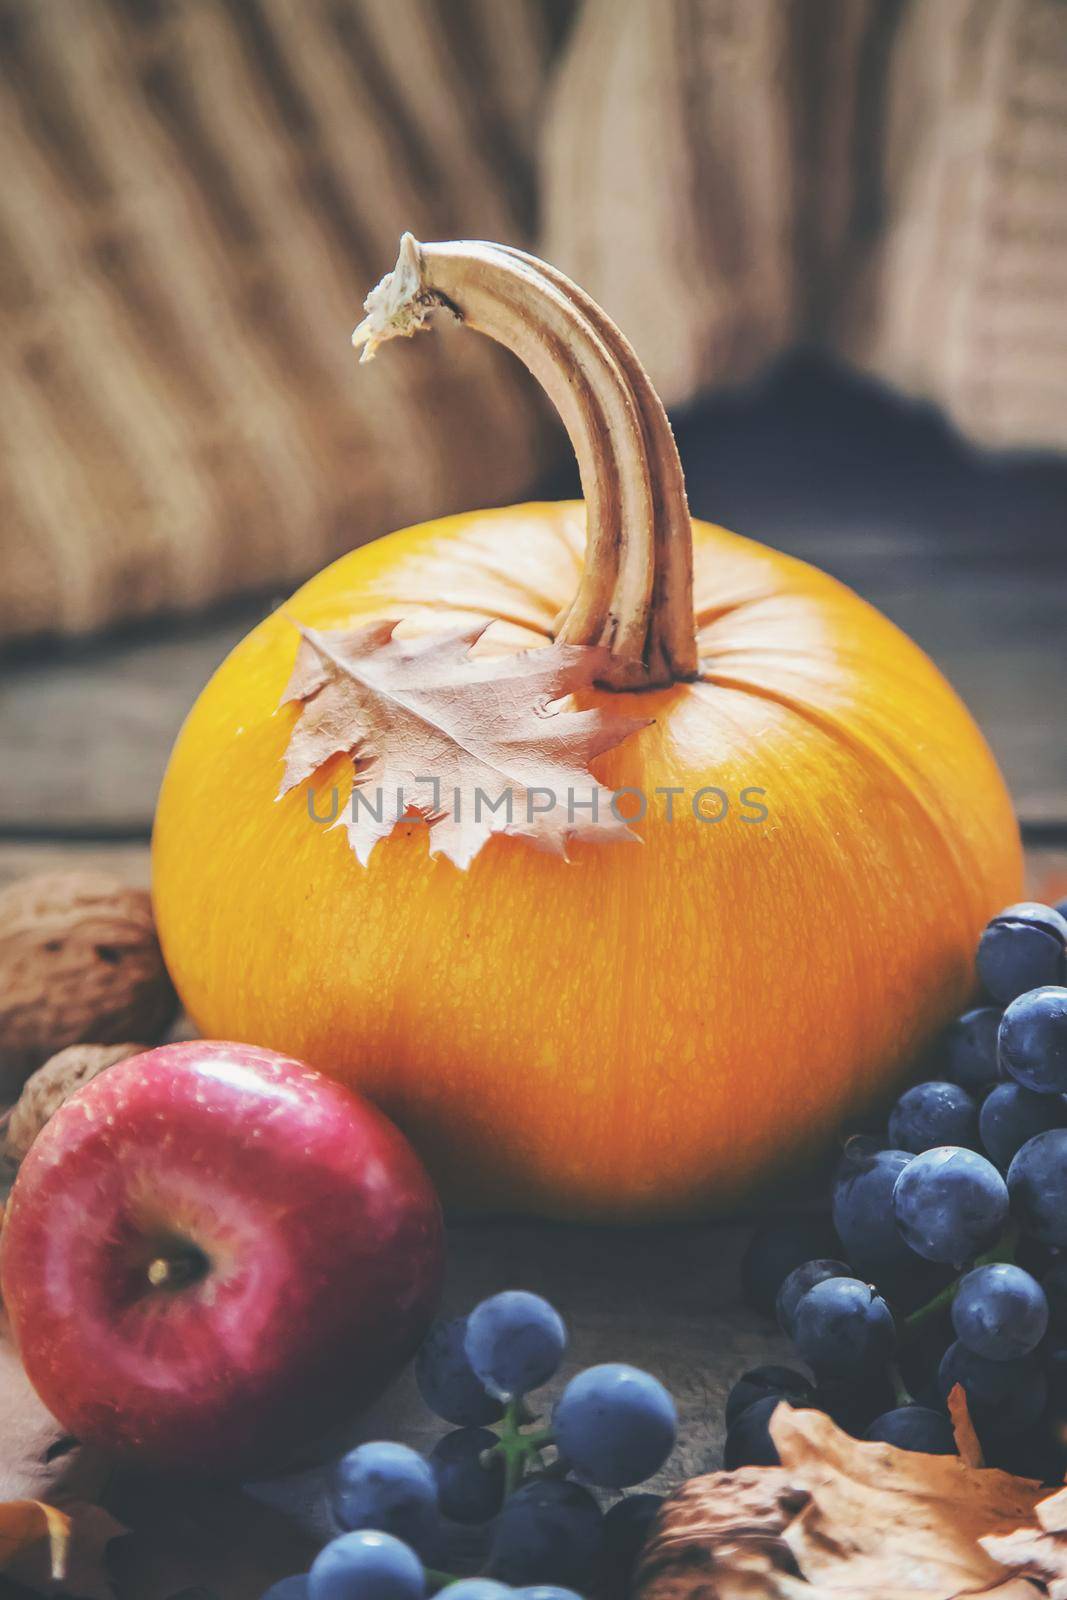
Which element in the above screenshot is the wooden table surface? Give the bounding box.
[1,359,1065,1596]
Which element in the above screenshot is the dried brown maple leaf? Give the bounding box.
[948,1380,984,1468]
[0,1317,108,1508]
[772,1405,1044,1597]
[0,1501,70,1584]
[105,1462,315,1600]
[0,1318,121,1595]
[635,1465,809,1600]
[278,619,649,868]
[1,1500,126,1599]
[983,1485,1067,1599]
[636,1404,1046,1600]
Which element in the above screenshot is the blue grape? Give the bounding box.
[552,1363,677,1489]
[775,1259,851,1336]
[725,1366,814,1428]
[308,1531,425,1600]
[939,1340,1047,1437]
[1046,1335,1067,1414]
[740,1216,842,1316]
[444,1585,513,1600]
[723,1395,787,1467]
[888,1082,979,1153]
[1007,1129,1067,1245]
[815,1372,896,1437]
[465,1293,567,1401]
[1015,1231,1057,1277]
[982,1425,1066,1483]
[428,1427,505,1524]
[864,1406,956,1454]
[979,1081,1066,1169]
[602,1492,663,1578]
[866,1254,957,1317]
[892,1147,1009,1265]
[792,1277,895,1380]
[832,1144,915,1272]
[951,1263,1049,1359]
[977,903,1067,1003]
[999,986,1067,1096]
[260,1582,310,1600]
[945,1007,1003,1094]
[515,1590,585,1600]
[331,1442,438,1555]
[415,1318,504,1426]
[1043,1257,1067,1333]
[488,1478,603,1586]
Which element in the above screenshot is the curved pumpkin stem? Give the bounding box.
[353,234,697,689]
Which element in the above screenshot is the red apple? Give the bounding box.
[0,1040,444,1475]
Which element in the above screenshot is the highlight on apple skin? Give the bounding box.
[0,1040,445,1476]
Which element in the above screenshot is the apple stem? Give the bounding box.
[145,1249,207,1290]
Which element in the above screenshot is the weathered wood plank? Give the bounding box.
[2,555,1063,833]
[0,610,256,835]
[0,841,153,892]
[2,364,1065,835]
[0,836,1063,1593]
[1,841,1064,892]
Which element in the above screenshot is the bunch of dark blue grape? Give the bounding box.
[260,1290,676,1599]
[731,898,1067,1479]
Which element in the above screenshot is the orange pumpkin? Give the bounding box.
[153,238,1021,1220]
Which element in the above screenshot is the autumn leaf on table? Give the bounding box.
[771,1405,1043,1597]
[983,1484,1067,1598]
[0,1319,108,1509]
[637,1403,1046,1600]
[633,1465,810,1599]
[104,1460,316,1600]
[0,1318,121,1596]
[0,1500,126,1599]
[0,1502,70,1584]
[278,620,649,869]
[947,1379,984,1467]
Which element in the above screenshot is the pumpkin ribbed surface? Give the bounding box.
[153,502,1021,1218]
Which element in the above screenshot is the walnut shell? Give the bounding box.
[0,872,177,1096]
[5,1041,145,1163]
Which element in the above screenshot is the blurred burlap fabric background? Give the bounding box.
[2,0,1065,645]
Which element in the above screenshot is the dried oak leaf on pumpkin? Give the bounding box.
[278,619,649,868]
[637,1404,1045,1600]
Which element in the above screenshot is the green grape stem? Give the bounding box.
[889,1361,915,1408]
[902,1223,1019,1340]
[489,1399,556,1496]
[429,1400,558,1590]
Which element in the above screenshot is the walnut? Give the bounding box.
[0,872,177,1097]
[4,1041,145,1163]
